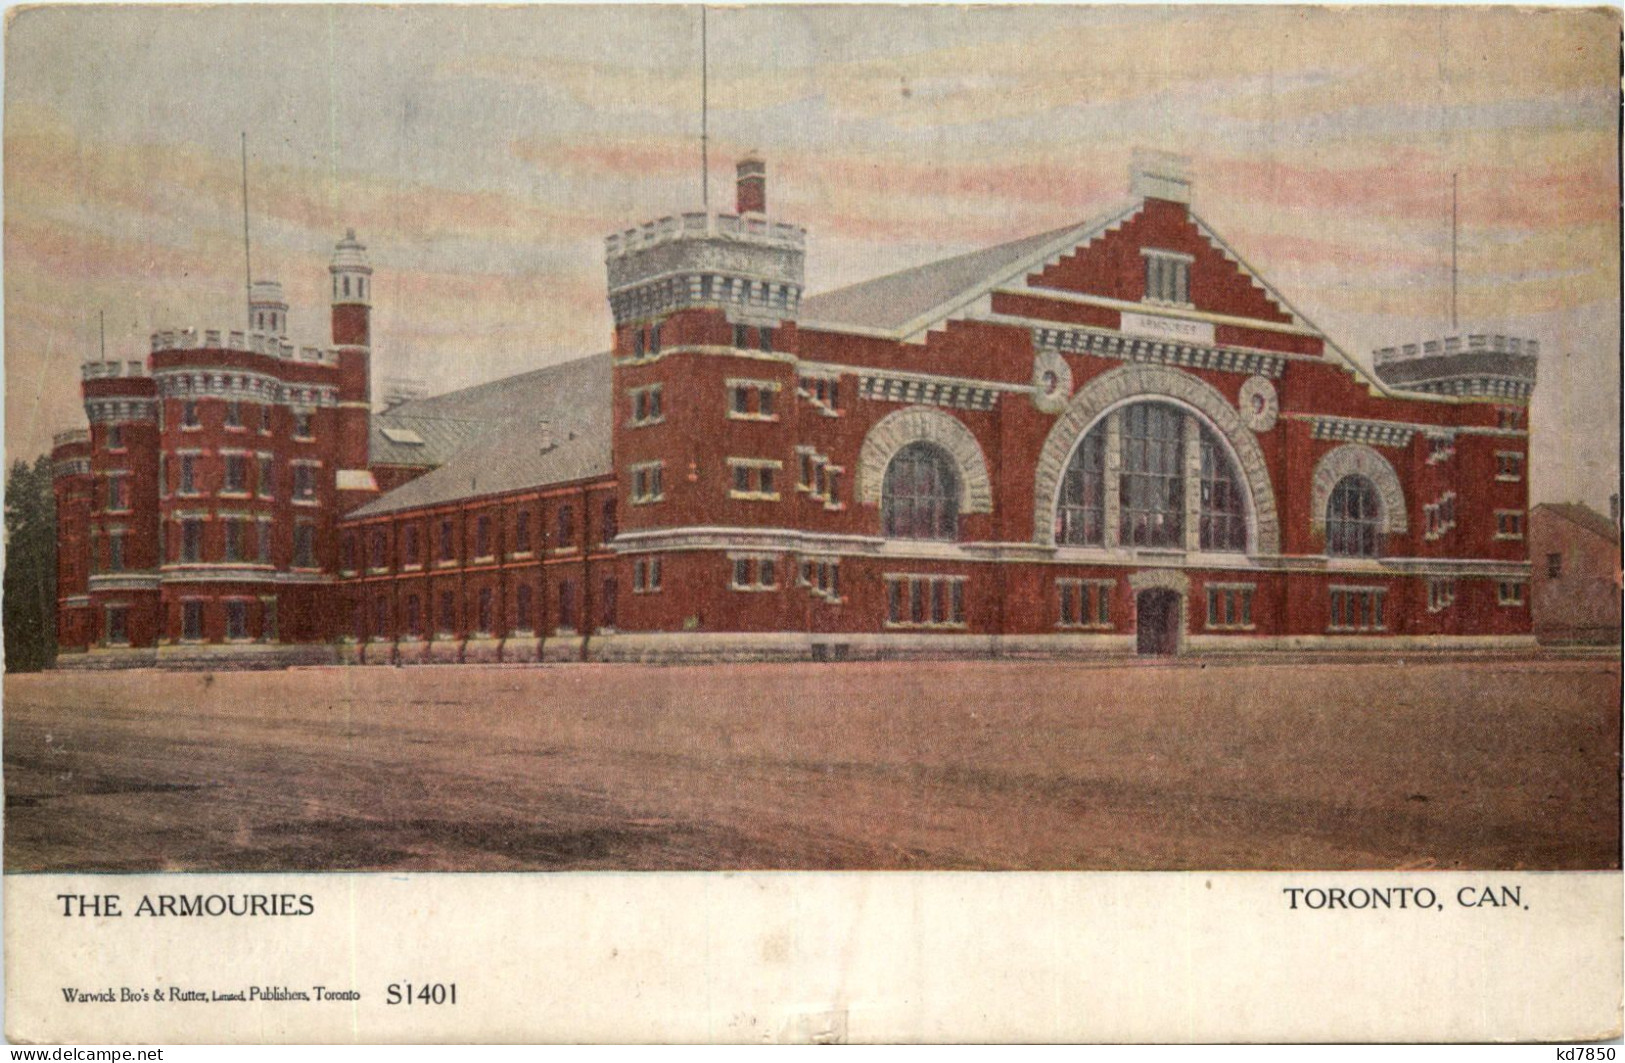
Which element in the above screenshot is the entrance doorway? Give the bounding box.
[1135,589,1181,656]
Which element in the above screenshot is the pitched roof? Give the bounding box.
[1536,502,1622,545]
[351,353,612,518]
[798,202,1142,338]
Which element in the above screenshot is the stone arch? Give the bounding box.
[857,406,993,514]
[1310,444,1408,534]
[1032,364,1281,553]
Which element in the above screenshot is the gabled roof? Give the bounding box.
[1536,502,1622,545]
[799,201,1142,339]
[351,353,612,518]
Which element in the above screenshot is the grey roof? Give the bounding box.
[1536,503,1622,546]
[799,202,1141,337]
[368,411,498,467]
[351,353,612,518]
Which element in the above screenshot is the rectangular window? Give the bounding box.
[1495,510,1525,540]
[226,600,248,641]
[1497,407,1522,430]
[258,456,275,499]
[477,588,494,634]
[182,600,204,641]
[105,606,129,645]
[439,519,455,562]
[1427,577,1458,613]
[180,455,197,495]
[106,424,125,450]
[107,474,128,512]
[182,401,200,428]
[374,596,390,641]
[293,464,317,501]
[601,498,618,543]
[648,322,661,355]
[181,519,203,563]
[475,514,492,558]
[759,326,774,354]
[225,400,242,428]
[885,574,968,628]
[405,524,421,566]
[293,522,316,568]
[261,597,278,642]
[600,578,618,630]
[728,459,781,500]
[1058,579,1115,629]
[726,380,781,421]
[342,535,358,573]
[630,462,665,504]
[1202,584,1255,630]
[1328,587,1387,632]
[370,531,387,571]
[1498,581,1527,607]
[515,585,533,632]
[1495,452,1524,482]
[1119,403,1184,548]
[628,384,664,427]
[224,455,247,493]
[223,518,243,562]
[515,511,532,553]
[1143,249,1192,305]
[1427,435,1455,464]
[558,580,577,631]
[405,595,422,638]
[801,375,842,416]
[729,555,778,591]
[108,532,125,573]
[438,591,456,635]
[633,556,664,593]
[293,409,315,439]
[556,505,575,548]
[733,323,748,350]
[260,404,273,434]
[257,521,271,563]
[1547,552,1562,579]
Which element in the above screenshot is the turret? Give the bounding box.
[249,280,289,338]
[329,228,378,510]
[1372,334,1539,402]
[329,228,372,349]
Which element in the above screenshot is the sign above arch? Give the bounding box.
[1031,364,1281,553]
[1310,444,1408,533]
[856,405,993,514]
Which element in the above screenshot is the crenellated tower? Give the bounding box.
[329,229,378,510]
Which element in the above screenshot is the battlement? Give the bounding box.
[605,211,807,328]
[52,428,90,449]
[605,211,805,260]
[1372,333,1539,402]
[149,328,335,365]
[81,360,149,380]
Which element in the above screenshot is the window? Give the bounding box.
[438,591,457,635]
[405,524,421,566]
[729,459,779,501]
[726,380,780,421]
[1496,452,1524,482]
[1495,510,1525,540]
[882,443,958,540]
[475,514,492,558]
[1120,403,1185,548]
[812,558,840,601]
[733,323,748,350]
[439,519,455,562]
[1497,407,1522,430]
[105,606,129,645]
[630,463,664,504]
[633,557,663,593]
[729,555,778,591]
[108,531,125,573]
[293,409,314,439]
[107,474,128,512]
[1057,433,1106,545]
[600,578,618,629]
[405,595,422,638]
[182,401,200,428]
[803,375,841,415]
[341,535,357,573]
[1143,249,1192,305]
[885,574,967,628]
[257,521,271,563]
[292,464,317,502]
[374,596,390,640]
[158,455,167,498]
[649,322,661,355]
[477,588,494,634]
[1498,581,1527,607]
[1547,552,1562,579]
[226,600,248,641]
[224,518,243,562]
[182,600,204,641]
[370,531,387,571]
[1058,579,1113,628]
[1329,587,1386,632]
[261,597,278,642]
[515,511,532,554]
[106,424,125,450]
[181,518,203,563]
[558,580,577,631]
[1199,433,1247,551]
[1205,584,1255,630]
[179,455,197,495]
[1424,492,1458,541]
[556,505,575,548]
[601,498,618,543]
[1427,435,1455,464]
[224,455,247,493]
[629,384,664,426]
[1427,578,1457,613]
[293,522,316,568]
[258,456,275,499]
[759,326,774,353]
[225,400,242,428]
[1326,476,1382,557]
[515,585,533,632]
[260,404,273,434]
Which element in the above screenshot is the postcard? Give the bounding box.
[4,3,1620,1044]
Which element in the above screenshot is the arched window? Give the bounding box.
[1056,401,1249,552]
[1326,475,1382,557]
[882,442,959,540]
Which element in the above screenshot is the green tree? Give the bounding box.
[4,454,57,671]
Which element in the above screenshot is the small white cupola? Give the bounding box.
[1130,149,1193,205]
[329,228,373,306]
[249,279,289,337]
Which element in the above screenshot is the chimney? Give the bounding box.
[1130,148,1193,205]
[736,153,766,215]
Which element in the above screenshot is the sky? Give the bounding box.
[5,4,1619,510]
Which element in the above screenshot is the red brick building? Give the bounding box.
[52,152,1540,666]
[1530,502,1622,645]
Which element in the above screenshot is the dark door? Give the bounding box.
[1135,589,1181,656]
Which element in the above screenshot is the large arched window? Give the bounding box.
[882,442,959,540]
[1056,401,1249,552]
[1326,475,1382,557]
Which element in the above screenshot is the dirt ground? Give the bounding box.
[4,656,1619,871]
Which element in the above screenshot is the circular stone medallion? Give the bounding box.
[1238,375,1279,432]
